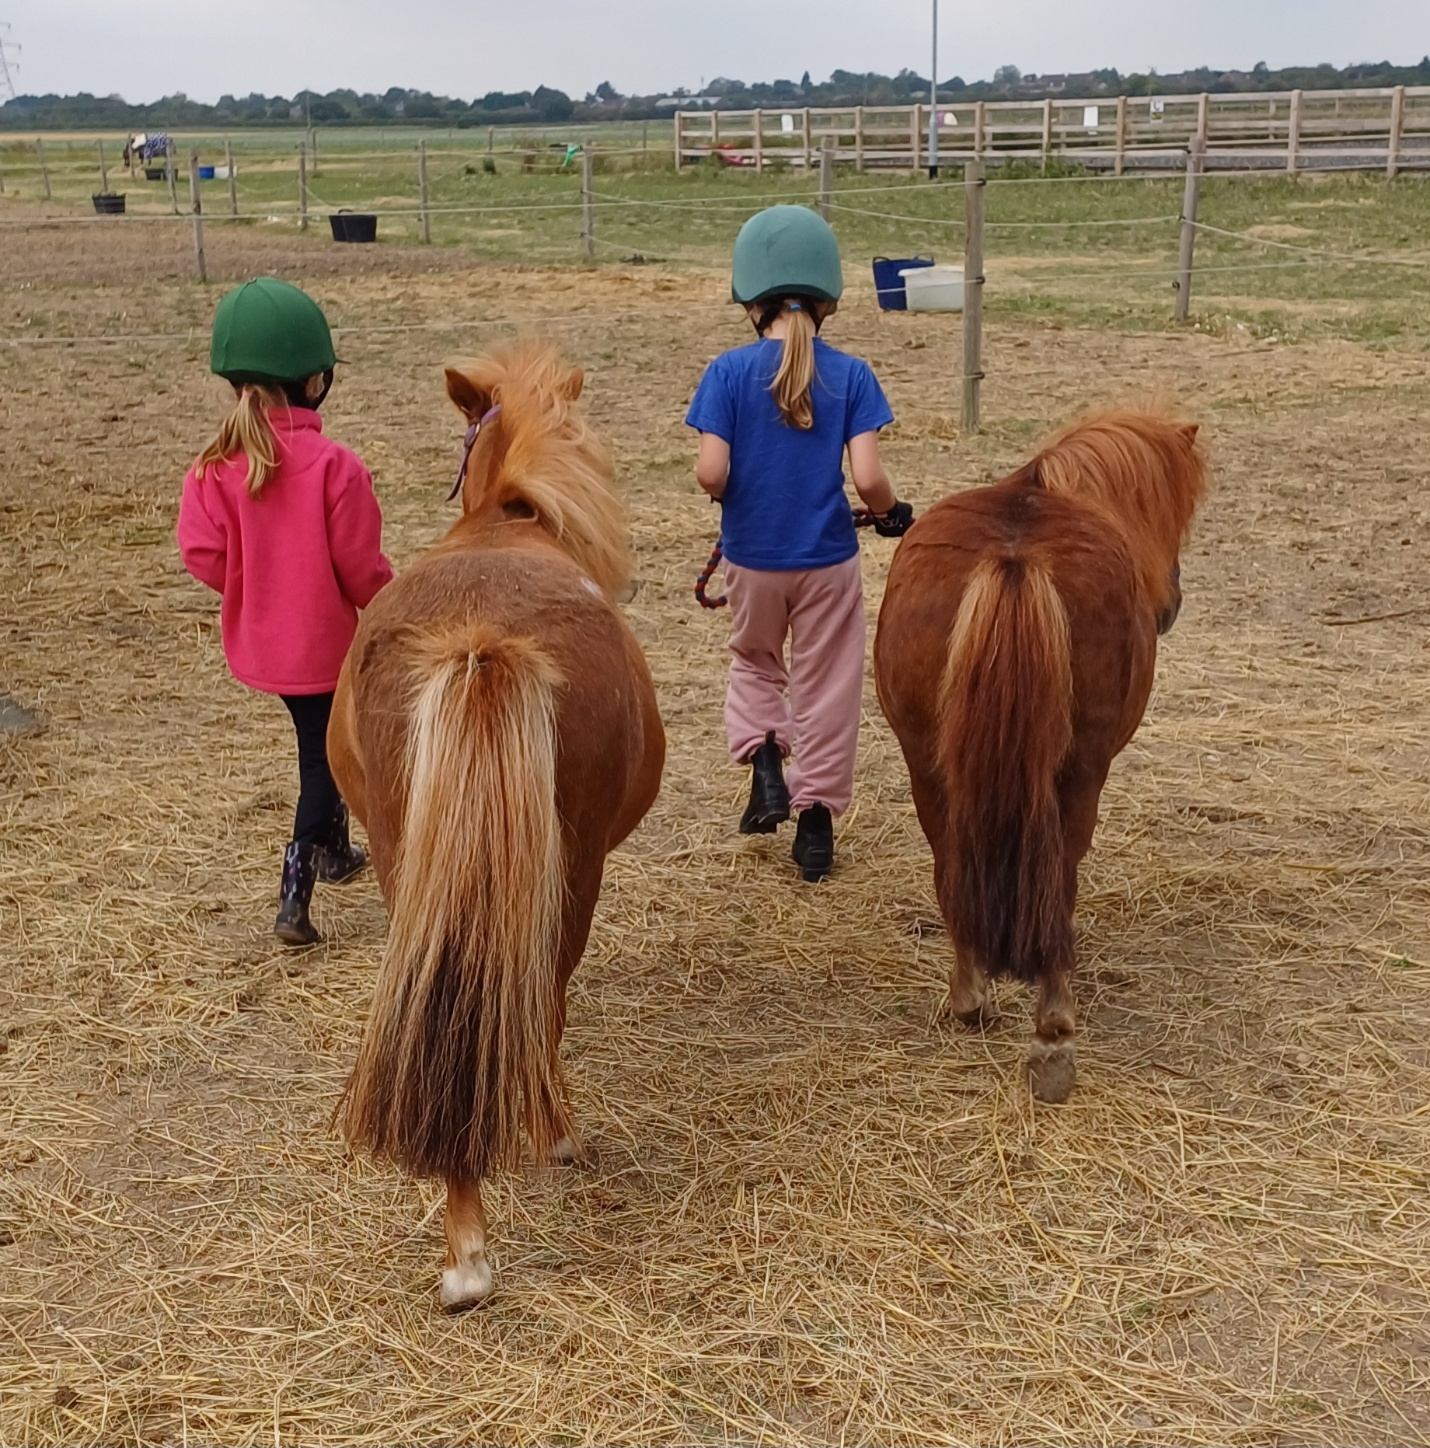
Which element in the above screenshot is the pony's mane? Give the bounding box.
[447,339,630,598]
[1024,408,1208,606]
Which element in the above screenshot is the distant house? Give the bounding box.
[658,95,720,111]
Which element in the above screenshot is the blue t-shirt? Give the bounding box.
[685,337,894,571]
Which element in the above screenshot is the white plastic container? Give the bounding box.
[214,164,233,180]
[900,264,964,312]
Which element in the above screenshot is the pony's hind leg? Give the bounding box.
[947,946,993,1028]
[1028,965,1077,1103]
[440,1178,494,1310]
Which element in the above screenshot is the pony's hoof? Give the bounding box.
[1027,1040,1077,1103]
[551,1135,591,1167]
[439,1259,494,1312]
[946,998,994,1030]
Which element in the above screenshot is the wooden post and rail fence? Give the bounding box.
[673,84,1430,175]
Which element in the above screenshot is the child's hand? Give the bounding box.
[872,501,915,538]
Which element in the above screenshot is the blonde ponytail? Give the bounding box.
[196,384,283,496]
[770,305,818,430]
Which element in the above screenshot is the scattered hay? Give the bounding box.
[0,218,1427,1446]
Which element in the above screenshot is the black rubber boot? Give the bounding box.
[792,804,835,882]
[275,842,321,947]
[739,731,791,835]
[316,801,367,885]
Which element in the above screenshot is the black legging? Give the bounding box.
[281,693,341,848]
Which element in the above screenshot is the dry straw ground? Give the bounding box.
[1,214,1428,1446]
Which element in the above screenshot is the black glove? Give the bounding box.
[872,501,915,538]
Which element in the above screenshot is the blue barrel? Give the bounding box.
[872,256,934,312]
[197,165,216,180]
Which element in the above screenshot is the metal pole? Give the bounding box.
[189,152,207,283]
[418,140,431,243]
[961,160,985,433]
[580,145,595,262]
[1174,137,1204,323]
[927,0,939,177]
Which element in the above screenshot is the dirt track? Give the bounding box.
[2,218,1428,1445]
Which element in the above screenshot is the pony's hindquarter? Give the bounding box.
[340,623,572,1181]
[939,556,1074,986]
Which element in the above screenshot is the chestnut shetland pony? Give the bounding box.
[874,410,1207,1102]
[327,340,664,1308]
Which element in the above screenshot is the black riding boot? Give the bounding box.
[792,804,835,882]
[316,801,367,884]
[275,842,321,947]
[740,731,791,834]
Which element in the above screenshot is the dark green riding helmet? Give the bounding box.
[731,205,844,305]
[209,277,337,383]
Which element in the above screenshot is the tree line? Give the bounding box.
[4,58,1429,132]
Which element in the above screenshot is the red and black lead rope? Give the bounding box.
[694,508,877,609]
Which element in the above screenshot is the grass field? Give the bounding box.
[1,148,1429,1444]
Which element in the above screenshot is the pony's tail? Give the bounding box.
[940,557,1074,984]
[340,625,570,1181]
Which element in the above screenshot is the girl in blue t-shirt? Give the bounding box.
[686,205,914,882]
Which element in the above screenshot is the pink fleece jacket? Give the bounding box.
[176,408,394,695]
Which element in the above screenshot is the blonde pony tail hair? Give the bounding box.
[196,384,282,497]
[770,305,818,430]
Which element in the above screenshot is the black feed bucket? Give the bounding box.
[329,210,378,244]
[144,167,166,181]
[92,193,126,215]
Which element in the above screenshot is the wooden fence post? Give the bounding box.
[36,138,51,200]
[962,160,985,434]
[225,139,237,216]
[298,141,308,232]
[1286,89,1303,173]
[642,121,649,153]
[0,151,6,195]
[1174,137,1204,323]
[1196,91,1210,150]
[753,109,764,172]
[97,139,109,194]
[1387,85,1405,179]
[818,137,834,220]
[1114,96,1128,176]
[188,152,207,284]
[166,139,179,214]
[417,140,431,243]
[1041,99,1053,170]
[802,107,813,172]
[673,110,683,168]
[973,100,986,159]
[854,106,864,172]
[909,105,921,174]
[710,110,721,149]
[580,145,595,262]
[309,127,318,175]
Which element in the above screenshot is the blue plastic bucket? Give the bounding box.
[872,256,934,312]
[197,165,216,180]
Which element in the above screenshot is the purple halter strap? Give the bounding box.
[447,403,503,502]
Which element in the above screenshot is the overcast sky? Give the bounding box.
[10,0,1425,102]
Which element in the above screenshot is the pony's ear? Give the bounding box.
[563,367,585,402]
[1180,422,1200,446]
[444,365,493,421]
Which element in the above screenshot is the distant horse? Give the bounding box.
[328,340,665,1308]
[874,411,1208,1102]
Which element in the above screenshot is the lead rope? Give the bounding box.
[694,508,877,609]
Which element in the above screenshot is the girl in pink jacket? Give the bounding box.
[177,278,393,946]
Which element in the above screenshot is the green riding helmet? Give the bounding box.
[731,205,844,305]
[209,277,337,383]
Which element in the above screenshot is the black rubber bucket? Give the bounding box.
[329,210,378,244]
[144,167,166,181]
[92,193,127,215]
